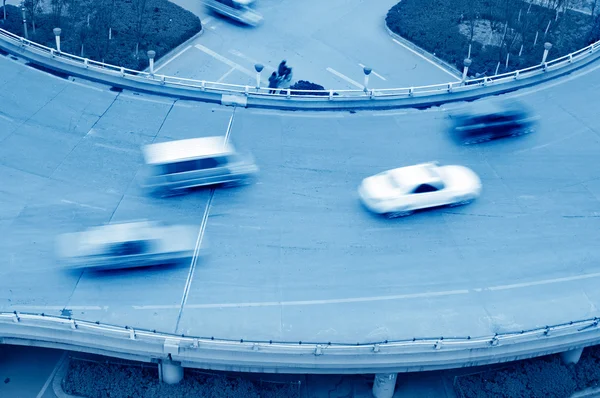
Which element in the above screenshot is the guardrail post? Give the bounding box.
[70,319,77,330]
[569,54,573,63]
[120,67,124,77]
[53,28,61,53]
[363,66,372,92]
[328,90,333,100]
[542,42,552,64]
[408,87,414,96]
[201,81,206,91]
[50,48,55,57]
[447,83,453,93]
[483,77,489,86]
[286,88,291,99]
[244,85,249,95]
[462,58,472,83]
[369,89,375,99]
[84,59,89,68]
[12,312,19,323]
[161,76,165,85]
[147,50,156,76]
[254,63,264,89]
[514,70,520,79]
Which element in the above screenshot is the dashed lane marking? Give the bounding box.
[326,67,364,89]
[194,44,259,81]
[216,66,237,83]
[132,271,600,310]
[154,45,193,73]
[358,63,387,81]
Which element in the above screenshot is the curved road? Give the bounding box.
[0,51,600,345]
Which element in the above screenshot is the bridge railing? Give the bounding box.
[2,27,600,103]
[2,310,600,372]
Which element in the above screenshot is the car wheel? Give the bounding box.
[384,210,414,218]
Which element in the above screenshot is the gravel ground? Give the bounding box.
[62,357,301,398]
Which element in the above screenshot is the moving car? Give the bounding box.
[203,0,263,26]
[448,99,539,145]
[56,221,200,271]
[358,162,482,218]
[140,136,258,196]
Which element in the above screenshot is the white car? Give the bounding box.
[358,162,482,218]
[56,221,201,271]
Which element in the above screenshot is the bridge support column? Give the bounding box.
[372,373,397,398]
[159,360,183,384]
[560,348,583,365]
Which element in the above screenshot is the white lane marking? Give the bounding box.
[36,352,67,398]
[392,38,461,80]
[134,289,470,310]
[512,129,582,154]
[132,270,600,310]
[60,200,107,212]
[154,45,192,73]
[249,110,344,118]
[174,110,236,333]
[13,305,108,311]
[372,111,408,117]
[216,67,237,83]
[202,16,215,25]
[194,44,258,80]
[229,49,275,72]
[326,67,364,89]
[486,272,600,291]
[0,113,14,122]
[94,142,137,155]
[358,63,387,81]
[69,79,106,92]
[119,93,174,105]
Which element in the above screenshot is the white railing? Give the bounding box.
[2,311,600,361]
[2,27,600,102]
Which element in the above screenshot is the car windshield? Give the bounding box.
[386,172,404,190]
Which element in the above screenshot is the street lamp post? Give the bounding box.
[542,42,553,64]
[147,50,156,75]
[254,63,264,89]
[462,58,472,83]
[53,28,62,52]
[363,66,372,92]
[21,7,28,39]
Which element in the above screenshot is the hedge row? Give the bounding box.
[0,0,201,70]
[63,358,301,398]
[386,0,597,76]
[455,345,600,397]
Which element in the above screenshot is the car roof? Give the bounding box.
[82,221,160,247]
[387,163,444,191]
[142,136,235,165]
[455,99,525,118]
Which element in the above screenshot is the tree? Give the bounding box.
[50,0,67,27]
[23,0,42,33]
[3,0,6,22]
[132,0,149,57]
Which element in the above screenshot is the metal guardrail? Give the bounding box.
[2,311,600,373]
[1,27,600,105]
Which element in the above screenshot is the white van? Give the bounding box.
[141,136,258,195]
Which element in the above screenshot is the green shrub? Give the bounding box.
[386,0,595,76]
[0,0,201,70]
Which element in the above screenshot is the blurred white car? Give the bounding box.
[56,221,200,270]
[358,162,482,218]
